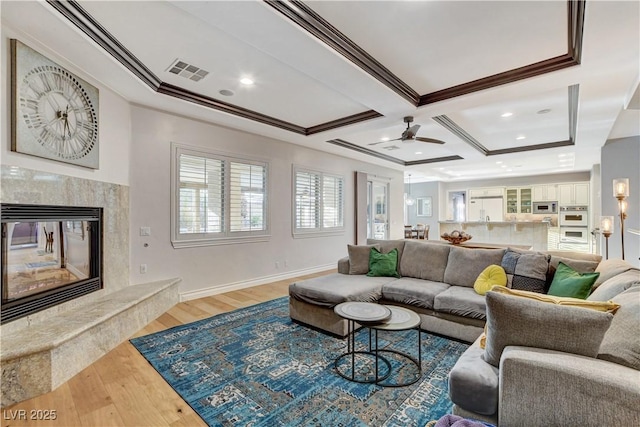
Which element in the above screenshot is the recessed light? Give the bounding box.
[516,135,526,140]
[501,165,507,168]
[415,151,423,155]
[537,108,552,114]
[501,112,513,118]
[496,161,503,164]
[240,77,254,85]
[506,168,513,172]
[219,89,234,96]
[381,137,390,142]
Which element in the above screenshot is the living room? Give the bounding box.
[1,1,639,426]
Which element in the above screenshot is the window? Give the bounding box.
[293,167,344,236]
[171,144,268,247]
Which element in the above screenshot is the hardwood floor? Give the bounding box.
[1,270,334,427]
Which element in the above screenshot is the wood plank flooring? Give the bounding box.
[1,270,334,427]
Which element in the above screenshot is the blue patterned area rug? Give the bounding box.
[130,297,468,426]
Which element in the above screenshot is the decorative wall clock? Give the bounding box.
[11,39,99,169]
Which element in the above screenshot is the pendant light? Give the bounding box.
[406,173,415,206]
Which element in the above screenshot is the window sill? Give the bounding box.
[172,235,271,249]
[292,230,345,239]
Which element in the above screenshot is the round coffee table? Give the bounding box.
[368,305,422,387]
[333,302,392,384]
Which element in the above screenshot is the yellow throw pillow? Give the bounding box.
[489,286,620,313]
[474,265,507,295]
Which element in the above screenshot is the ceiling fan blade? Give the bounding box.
[368,137,402,146]
[414,137,446,144]
[405,124,421,139]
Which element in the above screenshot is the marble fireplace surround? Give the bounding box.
[0,166,180,407]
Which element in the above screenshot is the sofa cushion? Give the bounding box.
[289,274,392,307]
[482,291,614,367]
[474,265,507,296]
[500,248,549,293]
[449,335,499,416]
[547,262,600,299]
[593,259,639,289]
[367,248,400,278]
[444,246,506,288]
[597,286,640,370]
[400,240,451,282]
[588,269,640,302]
[347,244,380,275]
[381,277,450,310]
[367,239,407,275]
[434,286,487,320]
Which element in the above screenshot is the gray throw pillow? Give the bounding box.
[501,248,550,293]
[347,244,380,275]
[443,246,505,288]
[588,269,640,302]
[482,291,614,367]
[593,259,639,289]
[597,286,640,370]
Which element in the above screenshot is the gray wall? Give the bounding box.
[601,136,639,266]
[129,106,404,295]
[405,181,440,239]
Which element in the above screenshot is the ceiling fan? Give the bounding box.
[368,116,446,146]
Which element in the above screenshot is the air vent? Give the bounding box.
[167,59,209,82]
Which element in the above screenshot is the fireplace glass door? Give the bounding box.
[1,204,103,323]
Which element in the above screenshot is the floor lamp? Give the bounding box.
[600,216,613,260]
[613,178,629,260]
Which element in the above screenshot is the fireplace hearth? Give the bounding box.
[1,204,103,323]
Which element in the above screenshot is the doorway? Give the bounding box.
[368,180,389,239]
[447,191,467,222]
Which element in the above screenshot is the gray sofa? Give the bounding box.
[449,258,640,426]
[289,239,600,342]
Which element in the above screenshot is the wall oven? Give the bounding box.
[559,206,588,227]
[559,227,590,244]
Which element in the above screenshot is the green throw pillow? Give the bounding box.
[367,247,400,278]
[548,262,600,299]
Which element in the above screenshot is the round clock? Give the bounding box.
[12,39,99,169]
[20,65,98,160]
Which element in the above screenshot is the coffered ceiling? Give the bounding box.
[2,1,638,182]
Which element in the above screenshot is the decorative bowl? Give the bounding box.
[441,235,472,245]
[441,230,472,245]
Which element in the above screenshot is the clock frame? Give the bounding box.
[11,39,99,169]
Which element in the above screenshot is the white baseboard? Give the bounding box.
[179,264,335,302]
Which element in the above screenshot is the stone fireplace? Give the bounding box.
[1,204,103,324]
[0,166,179,407]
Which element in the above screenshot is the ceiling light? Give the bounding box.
[240,77,254,85]
[537,108,552,114]
[381,137,390,142]
[516,135,526,140]
[496,161,503,164]
[506,168,513,172]
[501,112,513,118]
[501,165,507,168]
[415,151,423,155]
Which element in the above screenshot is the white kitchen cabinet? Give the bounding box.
[532,184,558,201]
[558,183,589,205]
[469,188,504,198]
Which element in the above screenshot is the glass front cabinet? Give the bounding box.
[506,187,532,214]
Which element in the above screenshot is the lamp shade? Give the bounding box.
[600,216,614,233]
[406,196,415,206]
[613,178,629,199]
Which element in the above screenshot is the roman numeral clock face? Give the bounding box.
[12,40,99,169]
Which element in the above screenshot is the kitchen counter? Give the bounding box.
[439,221,550,251]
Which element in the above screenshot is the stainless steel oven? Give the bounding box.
[559,206,588,227]
[559,227,590,244]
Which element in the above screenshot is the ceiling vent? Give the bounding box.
[167,59,209,82]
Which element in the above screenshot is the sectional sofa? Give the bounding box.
[289,238,600,341]
[288,238,640,425]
